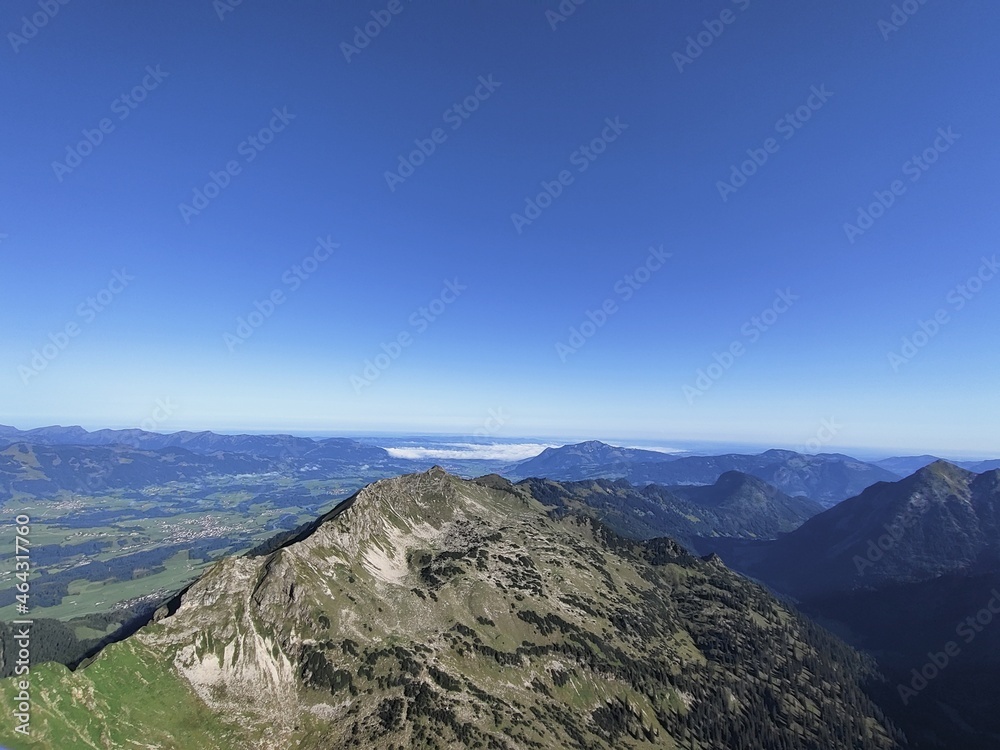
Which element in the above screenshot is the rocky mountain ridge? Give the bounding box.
[2,468,905,749]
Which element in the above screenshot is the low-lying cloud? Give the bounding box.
[623,445,685,455]
[385,442,556,462]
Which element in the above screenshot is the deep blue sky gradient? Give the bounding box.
[2,0,998,455]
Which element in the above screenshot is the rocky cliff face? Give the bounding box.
[3,468,906,749]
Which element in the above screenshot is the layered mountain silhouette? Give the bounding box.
[0,434,410,502]
[719,461,1000,600]
[0,424,391,462]
[0,442,278,500]
[874,455,1000,476]
[1,469,906,749]
[7,427,997,511]
[510,441,901,507]
[507,440,682,476]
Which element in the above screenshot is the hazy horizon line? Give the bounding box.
[2,421,997,462]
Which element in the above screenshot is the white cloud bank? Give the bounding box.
[385,442,557,462]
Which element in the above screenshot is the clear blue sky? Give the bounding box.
[2,0,998,456]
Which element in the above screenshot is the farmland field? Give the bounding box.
[0,474,372,621]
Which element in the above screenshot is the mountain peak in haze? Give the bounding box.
[685,470,821,513]
[511,440,678,481]
[714,469,770,493]
[912,458,974,482]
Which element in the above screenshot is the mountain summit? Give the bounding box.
[5,469,904,749]
[509,440,679,478]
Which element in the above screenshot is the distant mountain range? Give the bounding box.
[873,454,1000,476]
[0,442,276,500]
[0,424,390,462]
[0,434,824,553]
[505,439,682,476]
[509,441,903,507]
[0,468,905,749]
[6,426,998,510]
[0,440,410,502]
